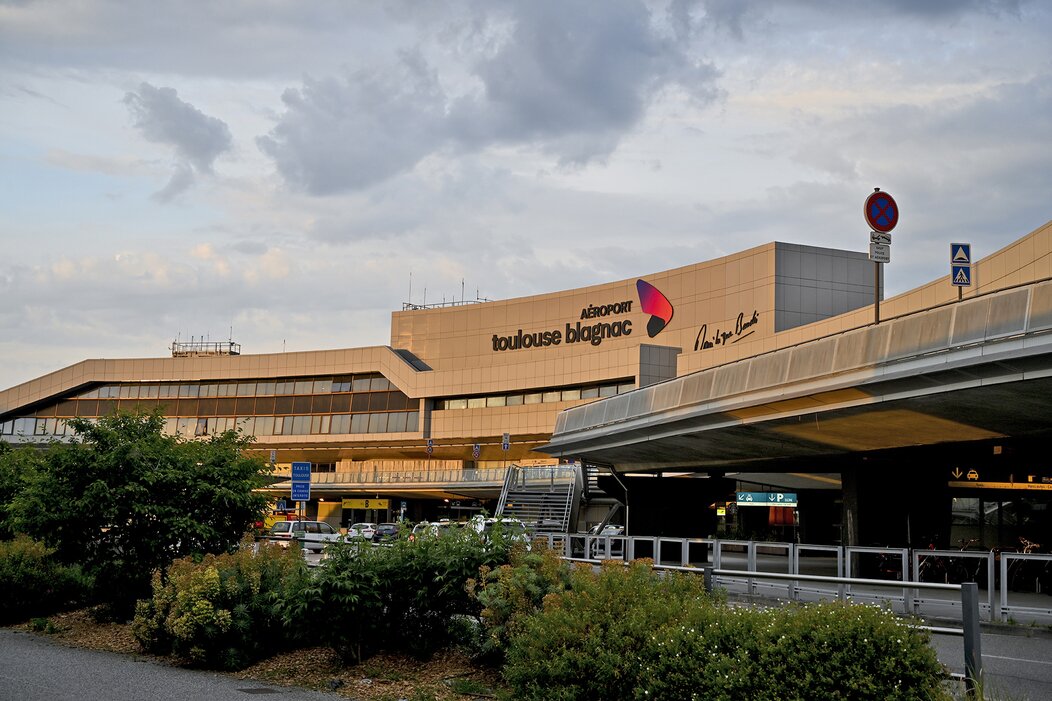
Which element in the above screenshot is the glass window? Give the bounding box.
[292,396,312,414]
[351,394,370,412]
[199,383,218,398]
[318,415,330,434]
[176,417,192,436]
[524,393,542,405]
[291,416,311,434]
[310,415,323,434]
[506,394,523,406]
[273,396,294,415]
[142,385,160,399]
[79,387,100,399]
[177,399,199,416]
[195,419,209,437]
[561,389,581,401]
[236,382,256,397]
[254,396,275,415]
[387,412,408,432]
[330,414,351,434]
[184,384,201,398]
[486,396,506,407]
[218,383,237,397]
[294,380,313,395]
[216,398,237,416]
[312,395,332,413]
[34,419,47,435]
[618,382,635,394]
[598,384,617,397]
[446,398,467,410]
[368,413,388,433]
[235,397,255,415]
[255,416,274,436]
[581,387,599,399]
[119,385,137,399]
[0,420,11,435]
[406,412,419,432]
[97,400,118,416]
[351,414,369,433]
[236,417,253,434]
[275,381,295,395]
[256,382,275,396]
[542,391,561,403]
[330,394,351,412]
[198,398,218,416]
[164,418,178,436]
[370,377,391,391]
[332,376,353,392]
[352,377,372,392]
[313,379,332,394]
[467,397,486,409]
[369,393,390,412]
[272,417,283,435]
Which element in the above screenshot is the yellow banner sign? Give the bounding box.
[342,498,391,510]
[948,481,1052,491]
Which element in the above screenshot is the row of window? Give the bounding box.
[79,375,396,400]
[33,392,416,419]
[437,381,634,411]
[1,411,420,439]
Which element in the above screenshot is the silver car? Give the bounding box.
[268,520,342,553]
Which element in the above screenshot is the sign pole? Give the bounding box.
[864,188,899,326]
[874,261,880,324]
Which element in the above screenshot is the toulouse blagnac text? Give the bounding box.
[491,301,634,352]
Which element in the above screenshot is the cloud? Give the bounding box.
[124,82,232,198]
[259,0,720,194]
[257,50,447,195]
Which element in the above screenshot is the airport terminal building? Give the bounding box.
[4,221,1052,550]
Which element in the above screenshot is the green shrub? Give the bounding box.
[132,540,309,669]
[0,535,92,624]
[468,544,571,658]
[283,522,521,663]
[503,561,949,701]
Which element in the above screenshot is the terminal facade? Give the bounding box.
[4,224,1052,550]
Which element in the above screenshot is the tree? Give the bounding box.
[9,411,271,616]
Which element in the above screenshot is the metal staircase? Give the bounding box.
[495,463,582,533]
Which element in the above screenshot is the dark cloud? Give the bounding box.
[124,83,232,173]
[257,50,446,195]
[259,0,720,194]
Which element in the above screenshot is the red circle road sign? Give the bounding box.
[864,190,899,233]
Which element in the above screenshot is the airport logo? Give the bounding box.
[636,279,674,338]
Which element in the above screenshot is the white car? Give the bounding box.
[267,520,342,553]
[347,522,378,540]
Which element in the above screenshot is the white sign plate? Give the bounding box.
[869,242,890,263]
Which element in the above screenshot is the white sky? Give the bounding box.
[2,0,1050,390]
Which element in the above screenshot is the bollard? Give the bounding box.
[961,581,983,698]
[703,566,713,593]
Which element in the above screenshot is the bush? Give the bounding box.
[283,522,522,663]
[468,544,572,658]
[503,560,949,701]
[132,540,309,669]
[0,535,92,624]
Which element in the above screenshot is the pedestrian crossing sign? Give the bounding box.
[952,264,972,287]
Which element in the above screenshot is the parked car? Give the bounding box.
[471,517,532,549]
[372,522,401,545]
[409,519,460,541]
[347,522,377,540]
[267,520,342,553]
[588,524,625,559]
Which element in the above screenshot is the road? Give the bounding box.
[0,629,338,701]
[931,628,1052,700]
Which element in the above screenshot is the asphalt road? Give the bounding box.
[931,628,1052,700]
[0,629,338,701]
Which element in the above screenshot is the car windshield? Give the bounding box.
[377,524,398,534]
[269,522,291,534]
